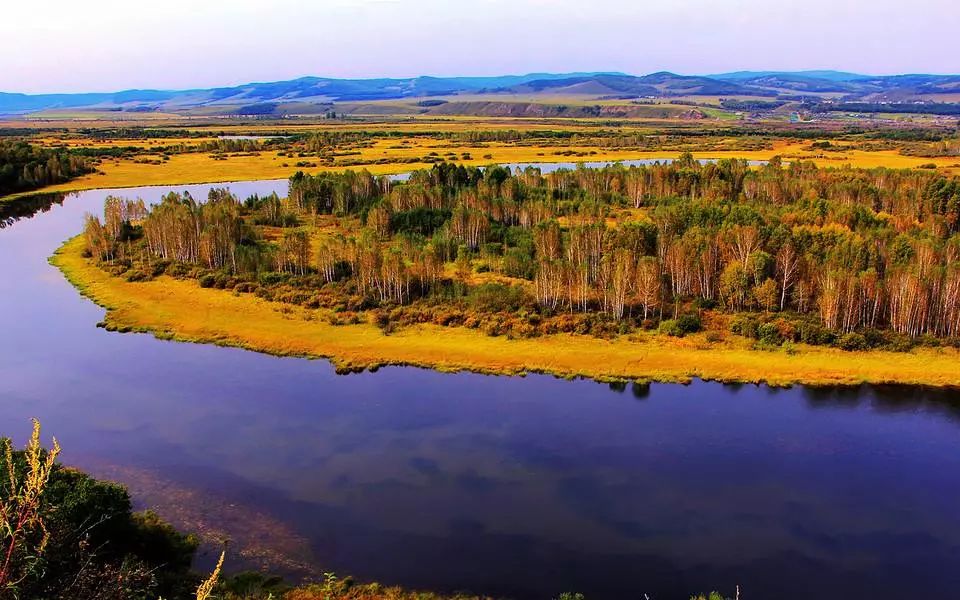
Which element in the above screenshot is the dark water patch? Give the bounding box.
[0,191,67,228]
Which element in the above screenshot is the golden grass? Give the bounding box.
[53,236,960,387]
[29,137,960,196]
[33,136,219,149]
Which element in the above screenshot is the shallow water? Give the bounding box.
[1,178,959,599]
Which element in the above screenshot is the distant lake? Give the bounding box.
[1,175,959,600]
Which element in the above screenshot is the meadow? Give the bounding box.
[4,108,959,201]
[28,133,960,196]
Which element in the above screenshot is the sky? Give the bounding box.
[2,0,958,94]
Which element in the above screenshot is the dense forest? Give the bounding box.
[83,157,960,350]
[0,140,93,196]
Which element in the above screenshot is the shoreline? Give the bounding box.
[51,236,960,389]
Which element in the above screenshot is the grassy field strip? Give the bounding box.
[31,140,960,197]
[53,236,960,388]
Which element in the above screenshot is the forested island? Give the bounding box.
[60,157,960,386]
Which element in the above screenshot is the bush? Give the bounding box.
[258,272,288,286]
[692,297,717,310]
[885,334,915,352]
[233,282,258,294]
[124,268,152,282]
[466,282,533,313]
[150,260,171,277]
[757,322,783,345]
[837,332,868,351]
[166,262,192,278]
[730,315,759,339]
[2,429,199,600]
[198,274,216,288]
[863,328,886,348]
[659,319,682,337]
[798,321,834,345]
[660,314,701,337]
[675,313,702,334]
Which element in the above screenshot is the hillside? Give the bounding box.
[4,70,960,117]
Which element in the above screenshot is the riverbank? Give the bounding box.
[52,236,960,387]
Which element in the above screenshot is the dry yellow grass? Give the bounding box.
[33,137,960,196]
[33,136,218,149]
[53,236,960,387]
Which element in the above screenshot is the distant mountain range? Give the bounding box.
[3,70,960,116]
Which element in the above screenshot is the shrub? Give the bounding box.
[233,282,259,294]
[1,420,199,600]
[881,335,912,352]
[370,310,391,332]
[166,262,191,278]
[258,272,288,286]
[730,315,759,339]
[124,268,151,282]
[837,332,868,351]
[757,322,783,345]
[150,260,171,277]
[675,313,702,334]
[466,283,532,313]
[659,319,682,337]
[660,314,700,337]
[692,297,717,310]
[198,274,216,288]
[798,321,834,345]
[863,328,886,348]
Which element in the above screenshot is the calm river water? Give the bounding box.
[1,175,959,599]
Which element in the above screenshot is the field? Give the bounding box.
[53,236,960,388]
[23,128,960,197]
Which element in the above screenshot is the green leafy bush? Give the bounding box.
[838,332,868,351]
[758,322,783,345]
[730,315,759,339]
[660,313,701,337]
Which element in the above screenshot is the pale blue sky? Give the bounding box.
[2,0,957,94]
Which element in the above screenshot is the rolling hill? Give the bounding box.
[3,70,960,117]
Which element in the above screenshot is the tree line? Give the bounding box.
[0,141,92,196]
[84,157,960,344]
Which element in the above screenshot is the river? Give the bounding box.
[1,176,959,599]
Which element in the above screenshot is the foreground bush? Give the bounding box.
[1,420,199,599]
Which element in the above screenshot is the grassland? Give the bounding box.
[0,108,951,202]
[26,135,959,198]
[53,236,960,387]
